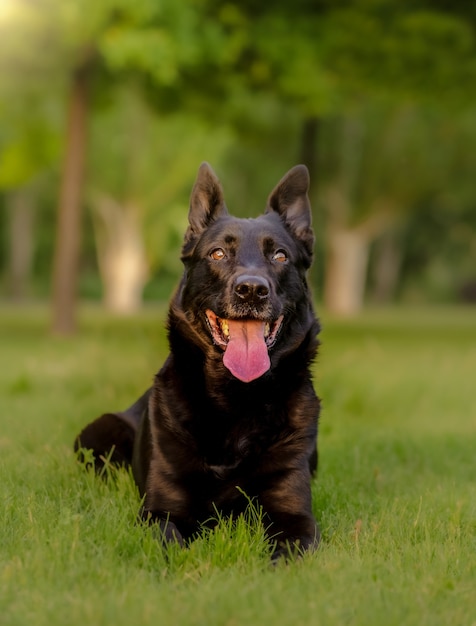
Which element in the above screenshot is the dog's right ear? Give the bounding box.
[266,164,314,262]
[184,163,228,244]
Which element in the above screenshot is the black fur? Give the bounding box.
[75,163,321,559]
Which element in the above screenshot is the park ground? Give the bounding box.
[1,304,475,626]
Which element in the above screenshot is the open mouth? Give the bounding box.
[205,310,283,383]
[205,310,283,349]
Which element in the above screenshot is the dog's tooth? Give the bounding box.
[222,320,229,337]
[265,322,270,337]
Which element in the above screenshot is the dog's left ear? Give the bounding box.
[266,165,314,260]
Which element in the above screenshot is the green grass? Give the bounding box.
[1,304,475,626]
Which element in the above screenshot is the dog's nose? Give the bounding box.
[234,275,270,302]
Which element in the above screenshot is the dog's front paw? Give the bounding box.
[155,518,184,546]
[270,528,321,563]
[142,510,185,547]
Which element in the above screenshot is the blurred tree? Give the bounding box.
[2,0,476,318]
[4,187,35,300]
[398,108,476,302]
[0,111,59,300]
[0,0,99,328]
[318,105,426,313]
[52,53,94,332]
[88,85,232,311]
[0,53,62,300]
[316,3,476,312]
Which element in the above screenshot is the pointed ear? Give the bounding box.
[185,162,228,243]
[266,165,314,258]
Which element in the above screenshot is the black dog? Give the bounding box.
[75,163,321,559]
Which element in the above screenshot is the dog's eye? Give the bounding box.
[210,248,226,261]
[273,250,288,263]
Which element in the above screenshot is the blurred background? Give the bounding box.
[0,0,475,333]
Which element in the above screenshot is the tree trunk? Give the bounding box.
[91,195,149,313]
[6,188,35,301]
[51,59,91,334]
[371,231,403,303]
[323,228,370,316]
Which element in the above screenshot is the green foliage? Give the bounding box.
[1,0,476,303]
[1,306,475,625]
[0,99,61,188]
[319,6,476,104]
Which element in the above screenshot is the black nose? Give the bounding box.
[234,275,270,303]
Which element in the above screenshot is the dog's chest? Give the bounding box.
[203,433,253,479]
[194,414,276,480]
[177,390,288,481]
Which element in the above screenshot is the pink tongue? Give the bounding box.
[223,319,270,383]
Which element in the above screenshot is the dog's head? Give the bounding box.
[173,162,316,383]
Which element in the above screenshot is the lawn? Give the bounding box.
[1,304,475,626]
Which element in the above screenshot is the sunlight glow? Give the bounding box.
[0,0,16,21]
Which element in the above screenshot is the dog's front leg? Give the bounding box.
[140,507,185,547]
[267,511,320,561]
[259,468,320,560]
